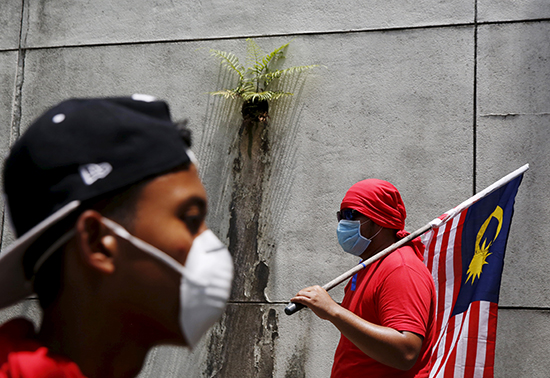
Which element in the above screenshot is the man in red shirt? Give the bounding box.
[292,179,436,377]
[0,96,233,378]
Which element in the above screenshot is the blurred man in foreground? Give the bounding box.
[0,95,233,378]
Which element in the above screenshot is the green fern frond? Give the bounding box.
[239,81,255,93]
[258,71,283,87]
[267,91,294,100]
[263,42,290,67]
[209,89,241,100]
[274,64,320,77]
[246,39,264,70]
[210,49,245,80]
[253,42,290,76]
[259,64,320,87]
[241,90,293,102]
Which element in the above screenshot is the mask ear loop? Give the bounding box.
[100,217,185,275]
[368,225,383,241]
[33,229,75,276]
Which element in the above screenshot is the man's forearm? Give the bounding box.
[327,305,423,371]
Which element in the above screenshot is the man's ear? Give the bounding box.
[75,210,117,275]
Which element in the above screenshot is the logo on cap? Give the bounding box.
[79,163,113,185]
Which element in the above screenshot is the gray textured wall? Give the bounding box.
[1,1,549,377]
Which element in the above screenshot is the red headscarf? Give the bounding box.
[340,179,424,260]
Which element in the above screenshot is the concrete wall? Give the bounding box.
[1,0,549,376]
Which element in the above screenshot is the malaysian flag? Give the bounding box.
[422,174,524,377]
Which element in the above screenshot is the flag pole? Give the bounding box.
[284,163,529,315]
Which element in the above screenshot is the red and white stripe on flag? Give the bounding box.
[423,211,498,378]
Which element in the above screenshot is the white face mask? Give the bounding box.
[101,218,234,347]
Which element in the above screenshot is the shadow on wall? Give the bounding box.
[198,61,315,377]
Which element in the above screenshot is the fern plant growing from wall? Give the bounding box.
[210,38,318,156]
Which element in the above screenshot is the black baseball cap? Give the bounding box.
[0,94,195,309]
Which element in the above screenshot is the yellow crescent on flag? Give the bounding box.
[466,206,504,284]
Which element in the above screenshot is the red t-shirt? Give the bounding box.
[331,246,436,378]
[0,318,86,378]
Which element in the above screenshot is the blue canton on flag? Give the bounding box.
[452,177,521,316]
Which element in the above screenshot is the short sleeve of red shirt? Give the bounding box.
[331,246,436,378]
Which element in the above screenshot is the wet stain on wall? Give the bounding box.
[227,120,270,302]
[205,304,279,378]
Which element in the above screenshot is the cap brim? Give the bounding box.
[0,200,80,309]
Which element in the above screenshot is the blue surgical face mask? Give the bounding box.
[337,220,381,256]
